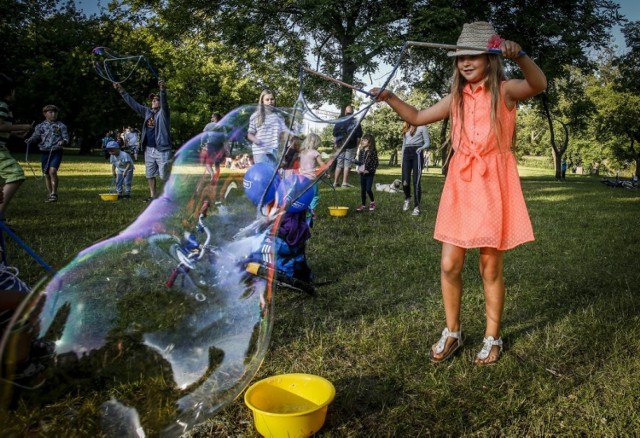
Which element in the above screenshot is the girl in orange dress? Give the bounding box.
[371,22,547,365]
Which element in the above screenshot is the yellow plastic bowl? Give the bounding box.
[328,206,349,217]
[244,373,336,438]
[99,193,119,201]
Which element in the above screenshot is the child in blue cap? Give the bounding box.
[106,141,135,199]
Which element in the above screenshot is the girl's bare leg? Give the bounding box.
[478,247,505,338]
[431,243,466,360]
[475,247,505,364]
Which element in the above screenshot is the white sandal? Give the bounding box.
[474,336,503,365]
[430,327,463,363]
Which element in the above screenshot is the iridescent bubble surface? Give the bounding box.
[0,98,372,436]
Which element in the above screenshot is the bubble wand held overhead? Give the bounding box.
[92,46,160,84]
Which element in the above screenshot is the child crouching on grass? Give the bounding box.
[355,133,379,212]
[106,141,134,199]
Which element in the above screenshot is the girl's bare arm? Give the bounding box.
[501,40,547,108]
[369,89,451,126]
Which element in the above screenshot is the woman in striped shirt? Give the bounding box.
[247,89,287,166]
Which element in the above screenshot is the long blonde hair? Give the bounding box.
[449,55,507,150]
[256,89,275,128]
[301,133,321,151]
[402,121,417,136]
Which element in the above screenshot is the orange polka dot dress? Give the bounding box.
[434,82,534,251]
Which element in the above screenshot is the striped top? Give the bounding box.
[248,112,287,156]
[0,100,13,146]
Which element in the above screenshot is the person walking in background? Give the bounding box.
[371,21,547,365]
[125,127,140,160]
[401,122,430,216]
[332,105,362,188]
[114,79,171,203]
[0,73,30,220]
[201,112,229,184]
[26,104,69,203]
[247,89,287,166]
[354,133,379,212]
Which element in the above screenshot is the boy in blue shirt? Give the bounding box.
[26,104,69,203]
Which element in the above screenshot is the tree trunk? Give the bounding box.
[79,138,93,155]
[541,94,569,180]
[339,58,357,112]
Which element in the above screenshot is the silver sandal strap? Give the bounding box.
[476,336,503,360]
[434,327,462,354]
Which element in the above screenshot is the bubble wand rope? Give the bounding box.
[92,47,160,84]
[0,221,54,272]
[296,69,376,172]
[23,141,41,180]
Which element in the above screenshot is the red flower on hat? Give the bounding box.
[487,34,505,49]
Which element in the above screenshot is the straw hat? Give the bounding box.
[448,21,499,57]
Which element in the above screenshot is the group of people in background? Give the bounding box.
[245,89,431,218]
[101,127,141,162]
[1,73,427,218]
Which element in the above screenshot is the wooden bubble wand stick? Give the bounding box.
[302,67,375,97]
[406,41,526,57]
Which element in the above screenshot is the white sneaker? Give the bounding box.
[403,199,410,211]
[412,206,421,216]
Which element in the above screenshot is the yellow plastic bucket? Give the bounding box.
[328,206,349,217]
[244,373,335,437]
[99,193,118,201]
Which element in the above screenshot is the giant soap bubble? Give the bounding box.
[0,89,375,435]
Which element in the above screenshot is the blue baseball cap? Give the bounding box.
[106,141,120,149]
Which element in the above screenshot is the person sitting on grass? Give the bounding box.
[106,140,135,200]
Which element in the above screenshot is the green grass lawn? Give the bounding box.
[3,152,640,436]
